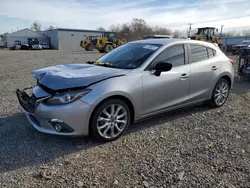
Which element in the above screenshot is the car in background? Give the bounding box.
[232,40,250,55]
[143,34,173,39]
[41,42,50,49]
[10,40,22,50]
[31,43,42,50]
[16,39,234,142]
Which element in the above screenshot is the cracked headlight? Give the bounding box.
[45,89,91,105]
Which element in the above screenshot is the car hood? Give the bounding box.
[32,64,129,92]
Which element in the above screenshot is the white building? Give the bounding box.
[39,28,104,50]
[5,28,49,48]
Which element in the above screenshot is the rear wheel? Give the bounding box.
[90,99,131,142]
[210,78,230,108]
[104,44,113,53]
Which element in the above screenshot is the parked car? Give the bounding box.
[31,43,42,50]
[232,40,250,55]
[143,34,173,39]
[20,44,30,50]
[10,40,22,50]
[41,42,50,49]
[16,39,234,142]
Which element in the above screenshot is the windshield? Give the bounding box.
[104,32,115,38]
[96,43,162,69]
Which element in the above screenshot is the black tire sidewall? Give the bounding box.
[90,99,131,142]
[211,78,230,107]
[104,44,113,53]
[87,45,94,51]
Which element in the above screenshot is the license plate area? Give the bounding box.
[16,89,38,113]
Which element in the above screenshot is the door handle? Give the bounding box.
[180,73,189,79]
[211,66,218,70]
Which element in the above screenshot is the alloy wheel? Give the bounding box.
[97,104,128,139]
[214,81,229,106]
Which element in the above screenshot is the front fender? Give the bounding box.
[80,74,143,122]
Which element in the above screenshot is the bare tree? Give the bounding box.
[46,26,56,30]
[104,18,174,41]
[30,21,42,32]
[153,26,171,35]
[97,27,106,31]
[173,30,181,38]
[242,29,250,36]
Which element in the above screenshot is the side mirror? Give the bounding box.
[154,62,172,76]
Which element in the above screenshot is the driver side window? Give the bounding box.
[153,45,185,68]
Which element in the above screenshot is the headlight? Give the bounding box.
[45,89,91,105]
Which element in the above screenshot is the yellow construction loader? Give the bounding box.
[80,32,126,53]
[94,32,126,53]
[80,36,98,51]
[190,27,226,52]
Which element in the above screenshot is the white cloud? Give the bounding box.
[1,0,250,33]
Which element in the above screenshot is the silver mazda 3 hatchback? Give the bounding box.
[16,39,234,141]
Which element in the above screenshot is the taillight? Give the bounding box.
[229,58,235,64]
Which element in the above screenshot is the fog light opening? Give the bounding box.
[54,124,62,132]
[49,119,74,133]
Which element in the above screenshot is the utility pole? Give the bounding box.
[220,25,224,37]
[188,23,192,37]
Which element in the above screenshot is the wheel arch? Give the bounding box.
[88,95,135,135]
[220,75,232,89]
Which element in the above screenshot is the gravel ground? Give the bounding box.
[0,50,250,188]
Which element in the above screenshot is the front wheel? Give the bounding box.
[87,44,94,51]
[210,78,230,108]
[90,99,131,142]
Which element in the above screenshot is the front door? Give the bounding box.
[141,44,191,116]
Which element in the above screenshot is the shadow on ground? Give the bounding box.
[231,78,250,94]
[0,103,212,174]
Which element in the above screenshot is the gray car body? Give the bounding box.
[22,39,234,136]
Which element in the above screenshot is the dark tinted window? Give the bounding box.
[154,45,185,67]
[190,45,208,63]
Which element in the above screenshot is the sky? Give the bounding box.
[1,0,250,34]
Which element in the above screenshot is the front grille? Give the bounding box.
[16,89,38,113]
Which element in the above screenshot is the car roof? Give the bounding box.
[129,38,218,48]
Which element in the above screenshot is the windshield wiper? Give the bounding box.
[86,61,95,64]
[93,61,116,68]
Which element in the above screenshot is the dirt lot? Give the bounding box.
[0,50,250,188]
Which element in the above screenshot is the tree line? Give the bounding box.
[97,18,182,41]
[2,20,249,39]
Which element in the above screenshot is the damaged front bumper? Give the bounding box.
[16,86,92,136]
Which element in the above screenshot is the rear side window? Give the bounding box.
[190,45,208,63]
[207,48,213,58]
[153,45,185,67]
[207,48,216,58]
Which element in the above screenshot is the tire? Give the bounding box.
[90,99,131,142]
[87,44,94,51]
[104,44,113,53]
[210,78,230,108]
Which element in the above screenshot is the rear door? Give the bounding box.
[188,44,221,102]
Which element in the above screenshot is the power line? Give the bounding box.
[166,14,250,28]
[224,25,250,30]
[192,14,250,25]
